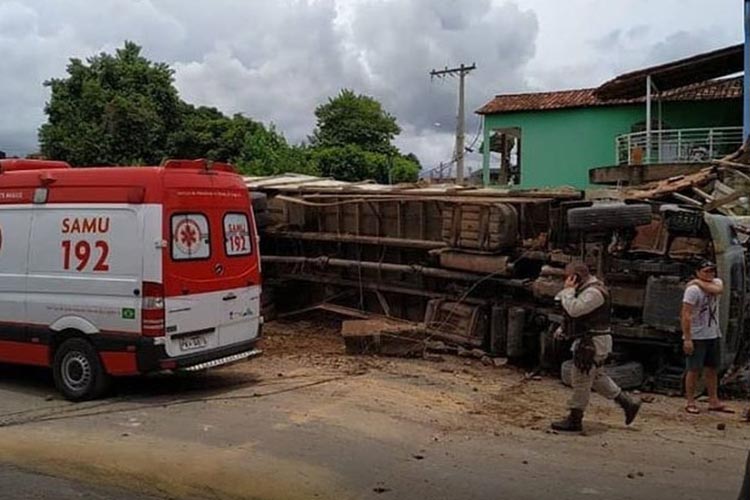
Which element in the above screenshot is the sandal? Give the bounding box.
[685,404,700,414]
[708,405,736,414]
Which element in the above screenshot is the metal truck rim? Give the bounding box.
[61,351,93,391]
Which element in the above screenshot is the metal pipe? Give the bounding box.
[265,274,488,305]
[262,255,528,288]
[646,75,652,164]
[264,230,446,250]
[658,92,663,163]
[482,125,490,186]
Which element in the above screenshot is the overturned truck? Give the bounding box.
[248,160,750,391]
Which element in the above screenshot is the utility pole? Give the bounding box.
[430,63,476,185]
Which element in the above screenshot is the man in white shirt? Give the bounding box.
[551,262,641,432]
[682,259,733,414]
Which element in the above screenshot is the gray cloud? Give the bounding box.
[0,0,539,170]
[0,0,741,172]
[171,0,538,169]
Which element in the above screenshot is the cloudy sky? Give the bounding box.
[0,0,744,173]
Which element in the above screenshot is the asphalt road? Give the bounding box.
[0,464,161,500]
[0,350,747,500]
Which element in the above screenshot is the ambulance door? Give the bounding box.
[27,206,142,337]
[163,211,221,357]
[0,207,33,363]
[217,211,261,347]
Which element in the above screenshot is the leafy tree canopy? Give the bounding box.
[309,89,420,183]
[311,89,400,156]
[38,43,420,183]
[40,42,181,166]
[38,41,314,176]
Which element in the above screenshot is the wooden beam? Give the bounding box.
[375,290,392,317]
[704,187,750,211]
[672,193,703,206]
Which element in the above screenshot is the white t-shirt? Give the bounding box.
[682,278,722,340]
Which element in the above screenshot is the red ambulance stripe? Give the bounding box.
[100,352,138,376]
[0,341,50,367]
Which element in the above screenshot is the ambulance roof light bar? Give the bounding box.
[0,159,71,173]
[161,158,236,173]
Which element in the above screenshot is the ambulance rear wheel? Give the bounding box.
[53,338,110,401]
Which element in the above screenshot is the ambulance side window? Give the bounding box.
[223,213,252,257]
[171,213,210,261]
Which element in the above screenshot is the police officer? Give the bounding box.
[551,262,641,432]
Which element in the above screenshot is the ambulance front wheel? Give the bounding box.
[53,338,111,401]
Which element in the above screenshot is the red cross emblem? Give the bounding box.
[174,219,203,255]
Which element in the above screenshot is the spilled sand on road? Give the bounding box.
[0,426,346,500]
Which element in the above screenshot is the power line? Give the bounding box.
[465,119,483,153]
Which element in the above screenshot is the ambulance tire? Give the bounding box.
[53,338,111,402]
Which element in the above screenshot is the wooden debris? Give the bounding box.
[704,187,750,212]
[624,167,717,200]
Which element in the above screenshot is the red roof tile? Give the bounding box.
[476,76,742,115]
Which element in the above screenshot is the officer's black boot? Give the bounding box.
[551,409,583,432]
[615,392,641,425]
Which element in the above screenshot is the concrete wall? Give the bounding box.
[481,99,741,189]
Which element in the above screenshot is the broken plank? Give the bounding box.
[671,193,703,206]
[704,187,750,212]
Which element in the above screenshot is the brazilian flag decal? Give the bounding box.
[121,308,136,320]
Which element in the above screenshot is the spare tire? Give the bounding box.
[567,202,651,231]
[561,360,645,390]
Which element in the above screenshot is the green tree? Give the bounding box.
[311,145,383,182]
[309,89,423,183]
[38,41,317,177]
[389,156,420,183]
[311,89,400,155]
[234,125,318,177]
[168,105,261,162]
[39,41,181,165]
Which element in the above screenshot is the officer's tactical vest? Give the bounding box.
[564,280,612,337]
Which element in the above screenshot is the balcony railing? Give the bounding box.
[615,126,744,165]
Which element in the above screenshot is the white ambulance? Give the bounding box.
[0,158,262,400]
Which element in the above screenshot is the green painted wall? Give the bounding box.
[481,99,741,189]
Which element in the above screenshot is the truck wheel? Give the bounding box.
[250,191,268,212]
[567,202,651,231]
[254,211,272,229]
[53,338,110,401]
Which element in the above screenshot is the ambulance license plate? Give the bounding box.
[179,334,207,351]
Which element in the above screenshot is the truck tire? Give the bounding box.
[250,191,268,212]
[254,210,272,229]
[561,360,645,390]
[53,338,111,401]
[567,202,651,231]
